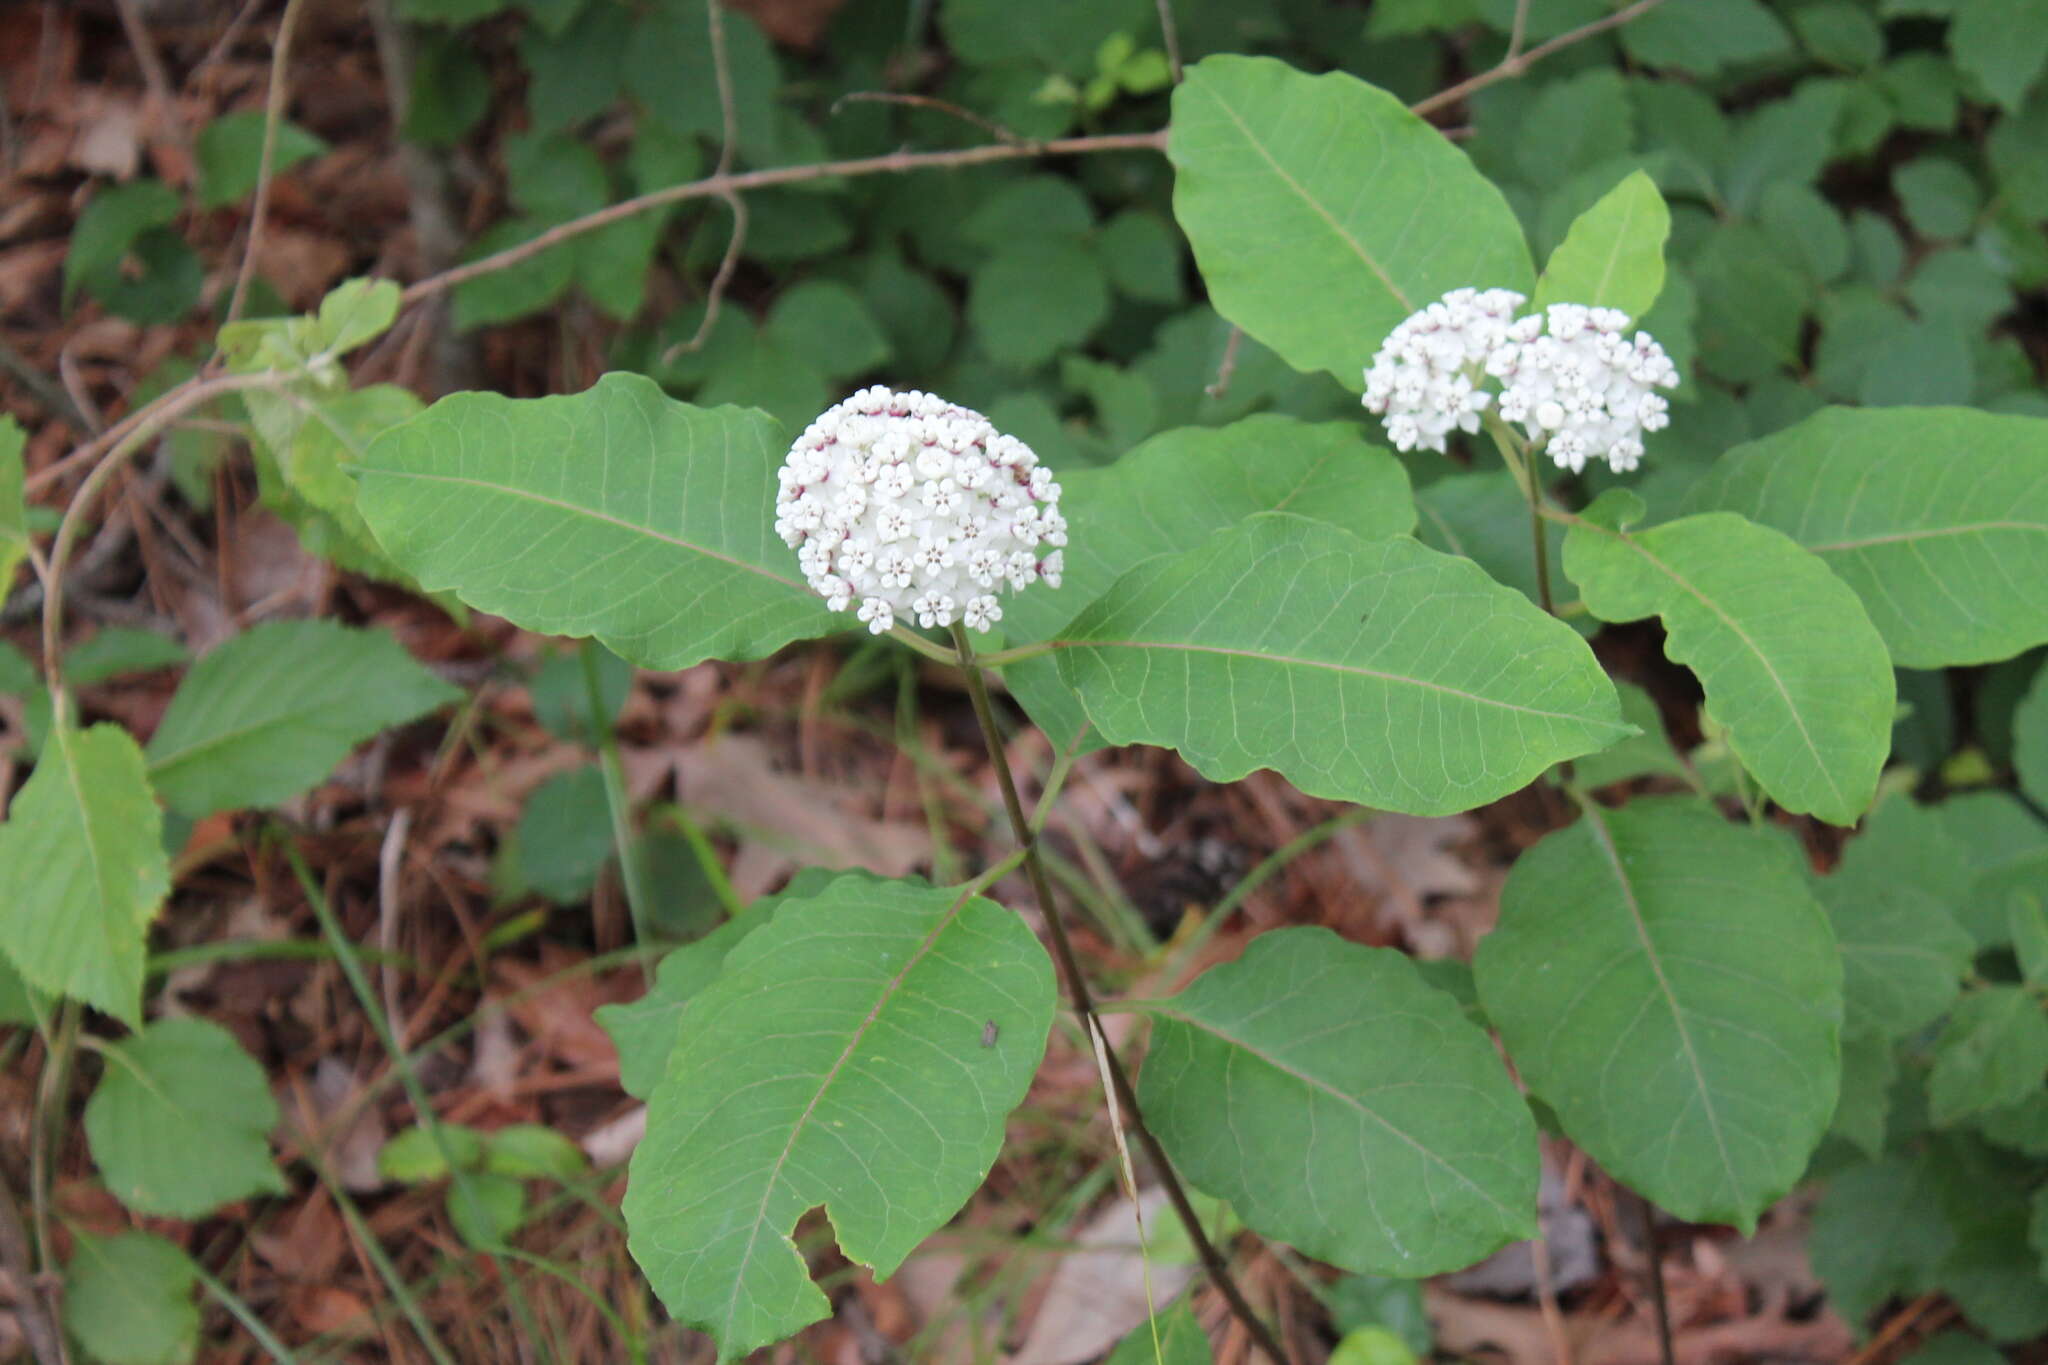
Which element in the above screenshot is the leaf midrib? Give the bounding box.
[1580,805,1743,1197]
[1156,1006,1518,1217]
[1593,522,1845,810]
[1197,76,1412,311]
[1055,637,1625,730]
[1807,519,2048,552]
[364,467,811,594]
[723,885,980,1339]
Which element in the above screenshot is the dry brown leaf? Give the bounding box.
[288,1284,374,1340]
[1008,1188,1196,1365]
[72,94,143,179]
[250,226,352,308]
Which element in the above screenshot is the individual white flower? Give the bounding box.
[1361,287,1529,453]
[1488,304,1680,474]
[776,386,1065,634]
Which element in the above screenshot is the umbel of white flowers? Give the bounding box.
[1362,288,1679,474]
[776,386,1066,634]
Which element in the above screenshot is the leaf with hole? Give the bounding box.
[358,374,838,669]
[85,1017,285,1218]
[145,621,459,819]
[1142,927,1538,1276]
[1475,798,1842,1230]
[623,873,1056,1360]
[1054,513,1627,814]
[1564,491,1893,824]
[1168,55,1533,388]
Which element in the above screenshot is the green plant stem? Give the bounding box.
[29,1000,78,1279]
[581,641,653,974]
[192,1258,301,1363]
[281,836,547,1356]
[295,1136,459,1365]
[1484,412,1556,617]
[0,1165,64,1365]
[948,625,1288,1365]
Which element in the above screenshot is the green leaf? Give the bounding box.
[484,1124,586,1180]
[764,281,892,381]
[1899,1333,2008,1365]
[0,416,24,598]
[453,217,576,329]
[1412,471,1573,624]
[1513,70,1634,192]
[379,1123,485,1182]
[1830,1035,1896,1158]
[1689,406,2048,668]
[145,621,459,818]
[519,0,627,134]
[1530,170,1668,320]
[0,724,168,1025]
[358,374,837,669]
[85,1016,285,1218]
[528,644,630,745]
[1791,1,1883,68]
[623,874,1056,1360]
[1474,798,1842,1230]
[1105,1299,1213,1365]
[1098,209,1187,305]
[1054,514,1627,814]
[64,180,179,303]
[194,111,328,209]
[1811,798,1974,1040]
[1000,416,1414,746]
[403,33,490,145]
[64,628,185,685]
[64,1232,199,1365]
[515,766,612,903]
[1928,987,2048,1126]
[1895,157,1983,241]
[1811,1155,1953,1328]
[939,0,1149,77]
[1619,0,1793,75]
[597,874,825,1099]
[1564,493,1894,825]
[448,1169,526,1249]
[968,237,1109,369]
[1951,0,2048,112]
[1327,1275,1433,1355]
[399,0,506,20]
[1720,81,1847,216]
[1168,55,1533,389]
[1142,927,1538,1276]
[2017,664,2048,806]
[1924,1135,2048,1339]
[1570,680,1689,789]
[1935,791,2048,946]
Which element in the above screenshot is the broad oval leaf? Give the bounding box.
[1053,514,1628,815]
[0,723,168,1025]
[1001,416,1415,748]
[358,372,836,669]
[85,1016,285,1218]
[1169,55,1533,387]
[623,873,1056,1360]
[1530,170,1670,319]
[63,1232,199,1365]
[1689,407,2048,667]
[1141,927,1539,1276]
[1928,987,2048,1126]
[1563,493,1894,825]
[145,621,459,818]
[1812,798,1974,1040]
[1475,798,1842,1230]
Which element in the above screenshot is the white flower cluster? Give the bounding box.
[1361,287,1527,454]
[775,386,1065,636]
[1362,290,1679,475]
[1489,303,1679,474]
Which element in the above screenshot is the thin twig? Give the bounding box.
[1842,1294,1948,1365]
[831,91,1020,144]
[949,625,1289,1365]
[112,0,188,151]
[1506,0,1532,63]
[400,131,1167,305]
[224,0,310,329]
[192,0,270,79]
[1154,0,1183,84]
[669,0,748,357]
[1203,326,1243,399]
[0,1165,65,1365]
[0,335,92,433]
[1409,0,1672,117]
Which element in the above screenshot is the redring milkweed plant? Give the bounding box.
[6,15,2048,1365]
